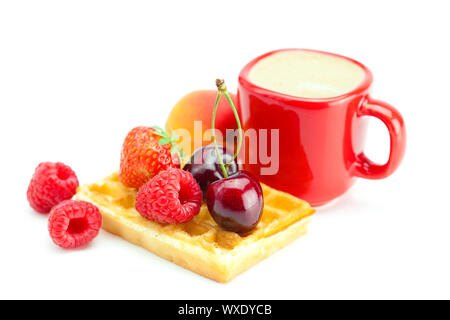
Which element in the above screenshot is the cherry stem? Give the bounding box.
[211,89,228,178]
[211,79,243,179]
[223,90,242,170]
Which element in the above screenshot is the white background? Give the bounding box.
[1,0,449,300]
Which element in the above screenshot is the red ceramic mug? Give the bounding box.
[238,49,406,206]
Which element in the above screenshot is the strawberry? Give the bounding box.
[119,126,182,189]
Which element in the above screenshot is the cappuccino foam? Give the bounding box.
[249,51,365,98]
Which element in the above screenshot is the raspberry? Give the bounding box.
[27,162,79,213]
[48,200,102,249]
[135,168,202,224]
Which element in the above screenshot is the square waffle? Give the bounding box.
[76,172,314,282]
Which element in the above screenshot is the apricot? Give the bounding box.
[165,90,240,157]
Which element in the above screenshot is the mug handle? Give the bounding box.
[353,97,406,179]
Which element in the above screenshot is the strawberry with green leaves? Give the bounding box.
[119,126,183,189]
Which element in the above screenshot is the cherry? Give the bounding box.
[183,144,239,198]
[206,171,263,234]
[204,79,264,234]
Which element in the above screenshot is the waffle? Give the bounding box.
[76,172,315,282]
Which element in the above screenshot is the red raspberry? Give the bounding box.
[27,162,79,213]
[135,168,202,224]
[48,200,102,249]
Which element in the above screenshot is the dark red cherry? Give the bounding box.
[183,144,239,198]
[206,170,263,234]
